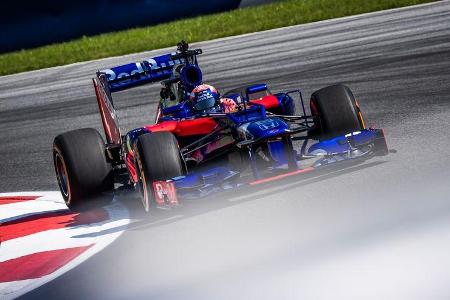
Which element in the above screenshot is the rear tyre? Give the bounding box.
[53,128,114,209]
[309,84,365,140]
[134,132,184,212]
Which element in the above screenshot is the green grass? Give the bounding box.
[0,0,437,76]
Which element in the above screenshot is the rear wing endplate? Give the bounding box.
[93,74,122,145]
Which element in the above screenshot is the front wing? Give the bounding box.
[149,129,389,207]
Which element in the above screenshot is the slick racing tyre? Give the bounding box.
[53,128,114,209]
[134,132,184,212]
[309,84,365,140]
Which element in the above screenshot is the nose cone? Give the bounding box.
[238,118,289,140]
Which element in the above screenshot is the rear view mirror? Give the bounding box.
[246,83,271,100]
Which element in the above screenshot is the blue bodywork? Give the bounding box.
[100,53,183,92]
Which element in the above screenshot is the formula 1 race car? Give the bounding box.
[53,41,389,211]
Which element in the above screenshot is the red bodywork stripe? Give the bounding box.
[145,117,217,137]
[249,167,315,185]
[0,196,39,205]
[0,208,109,242]
[249,95,280,110]
[145,120,178,133]
[0,246,93,282]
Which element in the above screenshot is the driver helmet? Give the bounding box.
[190,84,219,112]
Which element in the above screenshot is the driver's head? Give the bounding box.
[190,84,219,112]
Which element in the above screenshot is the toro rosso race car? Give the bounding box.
[53,41,389,211]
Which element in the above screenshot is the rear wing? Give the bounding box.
[98,53,187,93]
[93,44,202,145]
[93,52,185,145]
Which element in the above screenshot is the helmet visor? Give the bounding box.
[193,92,217,111]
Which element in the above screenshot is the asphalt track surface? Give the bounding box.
[1,1,450,299]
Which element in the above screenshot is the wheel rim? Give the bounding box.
[54,149,71,204]
[135,151,150,212]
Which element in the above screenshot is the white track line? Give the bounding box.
[0,192,131,300]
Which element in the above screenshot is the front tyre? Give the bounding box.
[309,84,365,140]
[53,128,114,209]
[134,132,184,212]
